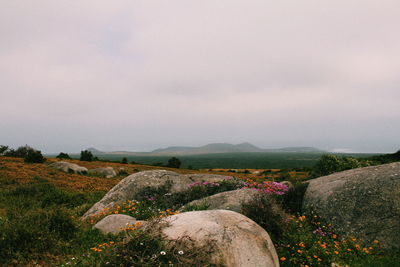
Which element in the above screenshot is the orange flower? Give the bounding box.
[373,240,379,244]
[334,251,339,255]
[320,244,327,248]
[280,257,286,261]
[332,234,337,239]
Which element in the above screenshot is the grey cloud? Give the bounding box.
[0,0,399,153]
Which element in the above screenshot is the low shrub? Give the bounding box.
[241,194,290,240]
[281,182,309,214]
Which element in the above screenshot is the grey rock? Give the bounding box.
[49,161,88,174]
[82,170,234,220]
[160,210,280,267]
[89,167,117,178]
[93,214,143,234]
[182,188,261,213]
[303,162,400,249]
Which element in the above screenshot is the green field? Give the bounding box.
[73,152,379,169]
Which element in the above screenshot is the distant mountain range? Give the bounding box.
[85,143,325,156]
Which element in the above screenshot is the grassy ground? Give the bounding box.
[0,156,398,266]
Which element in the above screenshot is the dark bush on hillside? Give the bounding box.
[80,150,94,161]
[368,150,400,164]
[56,152,71,159]
[121,157,128,164]
[167,157,181,168]
[24,149,46,163]
[4,145,36,158]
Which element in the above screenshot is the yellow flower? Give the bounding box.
[297,250,303,253]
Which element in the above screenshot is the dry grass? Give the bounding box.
[0,156,308,194]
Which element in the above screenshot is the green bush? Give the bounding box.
[56,152,71,159]
[167,157,181,168]
[24,149,46,163]
[80,150,94,161]
[311,154,370,178]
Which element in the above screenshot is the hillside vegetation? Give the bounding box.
[0,148,399,266]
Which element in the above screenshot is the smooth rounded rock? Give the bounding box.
[160,210,280,267]
[49,161,88,174]
[303,162,400,249]
[93,214,141,234]
[89,167,117,178]
[182,188,261,213]
[82,170,234,220]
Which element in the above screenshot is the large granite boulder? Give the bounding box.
[181,188,261,213]
[303,162,400,249]
[49,161,88,174]
[89,167,117,178]
[93,214,143,234]
[159,210,280,267]
[82,170,234,220]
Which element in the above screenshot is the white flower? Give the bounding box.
[178,250,184,255]
[160,251,166,255]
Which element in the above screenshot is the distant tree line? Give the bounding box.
[0,145,45,163]
[310,150,400,178]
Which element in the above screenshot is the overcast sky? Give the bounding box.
[1,0,399,153]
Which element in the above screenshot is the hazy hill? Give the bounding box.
[151,142,264,155]
[84,143,324,156]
